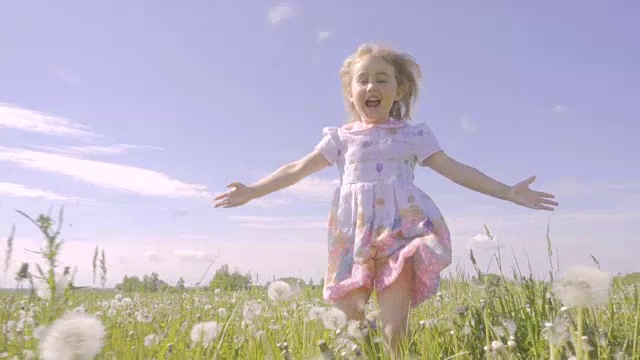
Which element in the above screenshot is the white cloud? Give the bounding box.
[174,250,217,263]
[0,182,88,202]
[144,250,163,263]
[23,144,164,157]
[268,3,296,24]
[0,103,98,138]
[0,147,210,199]
[52,67,80,85]
[541,179,639,200]
[467,233,504,251]
[318,31,332,41]
[0,235,329,288]
[227,215,327,231]
[552,105,568,114]
[459,116,477,133]
[2,207,639,289]
[248,197,292,208]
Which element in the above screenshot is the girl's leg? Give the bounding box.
[333,286,372,322]
[375,258,415,359]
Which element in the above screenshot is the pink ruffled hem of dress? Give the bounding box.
[323,234,450,309]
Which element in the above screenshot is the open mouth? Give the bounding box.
[365,97,381,108]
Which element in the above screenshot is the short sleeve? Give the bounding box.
[413,123,443,164]
[314,126,341,164]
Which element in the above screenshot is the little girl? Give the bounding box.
[214,43,558,358]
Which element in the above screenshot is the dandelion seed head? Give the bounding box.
[144,333,159,347]
[190,321,219,347]
[242,301,262,322]
[308,306,325,321]
[322,307,347,330]
[552,265,612,307]
[39,312,105,360]
[267,280,293,301]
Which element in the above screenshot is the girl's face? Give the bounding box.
[349,55,400,124]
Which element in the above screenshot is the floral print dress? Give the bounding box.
[314,118,452,309]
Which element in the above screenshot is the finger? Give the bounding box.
[215,201,232,208]
[537,204,555,211]
[227,182,242,188]
[537,191,555,198]
[539,198,559,206]
[213,193,229,201]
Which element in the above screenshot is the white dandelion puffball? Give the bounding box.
[242,300,263,322]
[322,307,347,330]
[267,280,293,301]
[39,312,105,360]
[190,321,220,347]
[308,306,326,321]
[552,265,612,307]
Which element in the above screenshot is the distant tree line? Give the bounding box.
[113,263,326,293]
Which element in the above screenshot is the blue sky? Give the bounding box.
[0,1,638,288]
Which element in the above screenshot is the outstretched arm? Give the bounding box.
[421,152,558,211]
[214,150,331,208]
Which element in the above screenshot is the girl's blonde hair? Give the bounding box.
[339,43,423,122]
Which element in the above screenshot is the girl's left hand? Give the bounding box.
[508,175,559,211]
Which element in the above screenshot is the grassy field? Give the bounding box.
[0,211,638,359]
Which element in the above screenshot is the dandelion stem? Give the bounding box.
[576,307,584,360]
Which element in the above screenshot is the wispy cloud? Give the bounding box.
[23,143,164,157]
[52,66,80,85]
[0,147,209,198]
[174,250,217,263]
[0,103,98,138]
[249,197,292,208]
[459,116,477,134]
[0,182,87,202]
[228,215,327,230]
[318,30,332,41]
[268,3,296,24]
[552,105,568,114]
[144,250,163,263]
[542,179,639,200]
[467,233,504,251]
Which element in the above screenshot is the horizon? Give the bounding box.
[1,1,638,290]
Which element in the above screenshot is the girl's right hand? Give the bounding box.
[213,182,255,208]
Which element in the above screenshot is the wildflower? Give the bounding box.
[242,301,262,323]
[267,280,293,301]
[347,320,365,338]
[322,307,347,330]
[190,321,220,347]
[308,306,325,321]
[135,310,153,323]
[542,317,571,346]
[32,325,47,341]
[144,334,159,347]
[552,265,611,307]
[39,312,105,360]
[218,308,228,318]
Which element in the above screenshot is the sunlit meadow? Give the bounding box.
[0,209,638,359]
